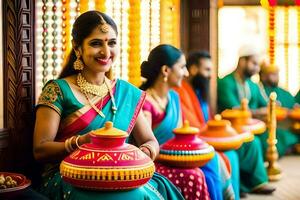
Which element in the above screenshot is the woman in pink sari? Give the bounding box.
[140,44,211,200]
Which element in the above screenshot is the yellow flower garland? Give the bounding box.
[268,7,275,65]
[128,0,141,86]
[284,6,289,89]
[160,0,180,48]
[79,0,89,14]
[298,6,300,86]
[95,0,106,12]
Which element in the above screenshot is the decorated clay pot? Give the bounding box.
[158,121,215,168]
[289,107,300,120]
[60,121,155,190]
[221,99,266,135]
[229,120,254,143]
[276,107,288,121]
[289,107,300,133]
[199,115,244,151]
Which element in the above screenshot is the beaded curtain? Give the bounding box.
[36,0,180,98]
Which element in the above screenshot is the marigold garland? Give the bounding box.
[284,6,289,89]
[128,0,141,86]
[268,7,275,65]
[298,6,300,86]
[95,0,106,12]
[79,0,89,14]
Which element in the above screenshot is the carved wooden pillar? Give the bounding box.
[2,0,36,175]
[181,0,218,113]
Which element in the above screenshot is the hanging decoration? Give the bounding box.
[268,7,276,64]
[159,0,180,48]
[128,0,141,86]
[51,0,58,78]
[297,3,300,86]
[42,0,49,84]
[80,0,89,14]
[284,6,289,88]
[61,0,71,64]
[95,0,106,12]
[261,0,277,65]
[75,0,80,17]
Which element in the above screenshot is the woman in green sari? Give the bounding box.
[33,11,183,200]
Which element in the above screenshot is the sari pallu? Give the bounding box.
[37,79,184,200]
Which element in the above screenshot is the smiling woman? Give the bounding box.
[33,11,183,200]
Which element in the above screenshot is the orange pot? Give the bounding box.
[199,115,243,151]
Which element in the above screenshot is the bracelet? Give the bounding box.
[140,143,157,160]
[68,136,76,152]
[64,138,72,153]
[75,135,81,148]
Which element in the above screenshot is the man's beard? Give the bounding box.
[244,68,254,78]
[191,74,210,102]
[266,80,278,88]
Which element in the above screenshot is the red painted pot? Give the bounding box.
[60,121,155,190]
[158,121,215,168]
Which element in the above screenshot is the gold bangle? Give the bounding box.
[68,136,76,152]
[75,135,81,148]
[64,138,72,153]
[140,143,156,160]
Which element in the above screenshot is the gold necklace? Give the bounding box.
[77,72,110,98]
[77,73,117,118]
[148,89,167,111]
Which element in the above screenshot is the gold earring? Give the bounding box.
[163,76,168,82]
[74,56,84,71]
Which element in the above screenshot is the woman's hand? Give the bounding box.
[131,112,160,160]
[77,131,92,146]
[140,146,152,157]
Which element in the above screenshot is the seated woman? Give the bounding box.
[33,11,183,200]
[140,44,235,200]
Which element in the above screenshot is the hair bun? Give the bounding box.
[141,61,152,79]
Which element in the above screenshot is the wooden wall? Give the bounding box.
[1,0,36,180]
[181,0,218,113]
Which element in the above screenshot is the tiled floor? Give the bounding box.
[246,155,300,200]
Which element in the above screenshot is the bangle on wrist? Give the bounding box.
[75,135,81,148]
[69,136,76,152]
[64,138,72,153]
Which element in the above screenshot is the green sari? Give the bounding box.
[36,78,184,200]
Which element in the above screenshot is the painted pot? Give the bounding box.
[199,115,244,151]
[158,121,215,168]
[60,121,155,190]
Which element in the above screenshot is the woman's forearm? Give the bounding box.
[34,141,69,163]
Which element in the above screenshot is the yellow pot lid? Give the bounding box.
[221,98,252,119]
[92,121,128,138]
[173,120,199,134]
[207,115,231,127]
[221,109,251,119]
